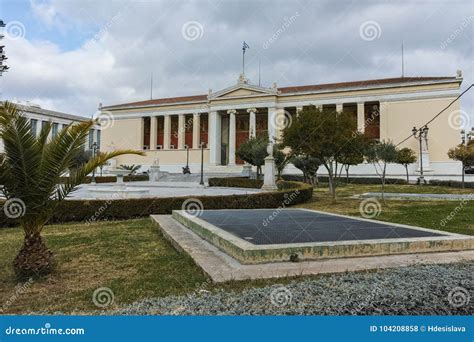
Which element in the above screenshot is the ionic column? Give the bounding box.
[208,111,221,165]
[336,103,343,113]
[357,102,365,133]
[247,108,257,138]
[178,114,185,149]
[267,107,276,140]
[227,109,237,166]
[150,116,157,149]
[192,113,200,149]
[163,115,171,149]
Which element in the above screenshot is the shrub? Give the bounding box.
[208,177,263,188]
[59,175,149,184]
[428,180,474,189]
[0,181,313,227]
[282,175,407,185]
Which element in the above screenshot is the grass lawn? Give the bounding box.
[0,182,472,314]
[298,183,474,236]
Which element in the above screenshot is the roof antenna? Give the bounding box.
[258,59,261,86]
[401,42,405,78]
[150,72,153,100]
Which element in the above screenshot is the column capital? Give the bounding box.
[227,109,237,115]
[246,107,258,114]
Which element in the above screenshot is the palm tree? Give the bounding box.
[0,102,144,278]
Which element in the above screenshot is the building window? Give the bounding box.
[96,130,101,150]
[170,116,178,148]
[30,119,38,137]
[199,113,208,147]
[185,114,193,148]
[143,117,150,150]
[322,104,336,112]
[89,129,94,149]
[364,101,380,140]
[157,116,164,149]
[42,120,48,132]
[52,123,59,138]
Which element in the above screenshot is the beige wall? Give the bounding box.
[381,97,460,162]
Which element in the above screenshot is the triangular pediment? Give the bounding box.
[209,79,279,100]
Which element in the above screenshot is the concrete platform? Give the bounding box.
[171,209,474,264]
[151,214,474,282]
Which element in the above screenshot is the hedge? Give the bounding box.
[59,174,149,184]
[0,181,313,227]
[282,174,407,185]
[428,179,474,189]
[208,177,263,188]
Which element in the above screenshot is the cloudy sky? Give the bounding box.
[0,0,472,126]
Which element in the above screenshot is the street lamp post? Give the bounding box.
[91,142,98,184]
[199,142,204,186]
[182,146,191,174]
[412,125,429,185]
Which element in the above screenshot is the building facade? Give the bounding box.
[100,74,464,176]
[0,101,101,153]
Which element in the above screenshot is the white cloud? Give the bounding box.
[1,0,471,126]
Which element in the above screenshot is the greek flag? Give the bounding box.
[242,41,250,53]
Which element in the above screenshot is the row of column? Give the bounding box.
[209,107,278,166]
[148,113,202,150]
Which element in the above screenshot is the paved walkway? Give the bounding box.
[69,182,261,200]
[152,215,474,283]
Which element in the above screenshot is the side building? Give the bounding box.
[0,101,101,153]
[100,73,465,176]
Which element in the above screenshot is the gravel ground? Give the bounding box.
[111,262,473,315]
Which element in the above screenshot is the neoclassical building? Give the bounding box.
[100,73,464,175]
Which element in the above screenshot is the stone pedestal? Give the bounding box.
[149,165,161,181]
[261,156,277,191]
[242,164,252,177]
[417,151,433,172]
[262,143,278,191]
